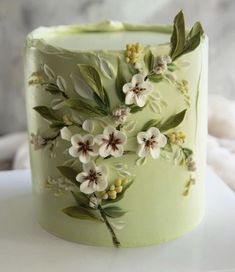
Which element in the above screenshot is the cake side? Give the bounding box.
[25,11,208,247]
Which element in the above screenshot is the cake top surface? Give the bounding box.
[26,21,173,51]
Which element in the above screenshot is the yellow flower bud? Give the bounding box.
[122,178,128,185]
[110,185,115,191]
[126,44,132,50]
[126,50,132,57]
[102,193,108,200]
[108,190,117,199]
[126,57,130,63]
[115,178,122,187]
[115,186,123,193]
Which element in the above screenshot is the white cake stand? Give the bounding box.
[0,167,234,272]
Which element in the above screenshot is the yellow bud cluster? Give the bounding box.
[99,178,128,200]
[169,131,186,144]
[125,43,142,64]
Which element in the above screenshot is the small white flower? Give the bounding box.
[112,105,130,123]
[154,55,172,75]
[69,134,98,163]
[122,74,153,107]
[95,126,127,158]
[76,161,108,195]
[137,127,167,159]
[30,133,46,150]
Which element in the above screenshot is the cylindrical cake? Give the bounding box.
[25,12,208,247]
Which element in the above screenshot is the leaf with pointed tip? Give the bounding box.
[181,32,201,56]
[78,64,104,102]
[99,57,115,79]
[170,10,186,61]
[57,166,78,186]
[33,106,59,122]
[141,119,160,131]
[144,49,155,72]
[63,206,102,222]
[103,206,126,218]
[56,75,67,92]
[43,64,55,80]
[159,109,187,132]
[188,21,204,39]
[115,58,126,103]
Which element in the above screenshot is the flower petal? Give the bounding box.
[123,82,133,94]
[82,119,94,133]
[142,81,153,93]
[132,73,145,85]
[115,130,127,144]
[71,134,82,146]
[125,91,135,105]
[150,146,160,159]
[98,165,108,176]
[80,180,95,194]
[147,127,160,139]
[103,126,115,136]
[79,152,90,163]
[99,144,112,157]
[95,134,104,145]
[83,134,94,145]
[83,161,96,173]
[157,134,167,147]
[137,144,149,157]
[137,132,148,144]
[60,127,73,141]
[134,95,146,107]
[96,177,108,192]
[111,145,124,157]
[69,146,79,157]
[76,172,86,183]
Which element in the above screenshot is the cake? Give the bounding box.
[25,11,208,247]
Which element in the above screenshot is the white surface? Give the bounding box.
[0,168,234,272]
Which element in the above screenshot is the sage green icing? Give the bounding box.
[25,21,208,247]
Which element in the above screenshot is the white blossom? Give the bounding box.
[137,127,167,159]
[154,55,172,75]
[69,134,98,163]
[122,74,153,107]
[76,161,108,195]
[95,126,127,158]
[112,105,130,123]
[30,133,46,150]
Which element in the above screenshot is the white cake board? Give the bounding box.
[0,167,234,272]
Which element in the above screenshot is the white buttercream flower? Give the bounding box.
[122,74,153,107]
[137,127,167,159]
[112,105,130,123]
[76,161,108,195]
[30,133,46,150]
[154,55,172,75]
[69,134,98,163]
[95,126,127,158]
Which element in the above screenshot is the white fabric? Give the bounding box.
[0,94,235,192]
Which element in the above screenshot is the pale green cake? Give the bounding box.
[25,11,208,247]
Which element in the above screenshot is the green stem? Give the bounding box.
[98,205,120,248]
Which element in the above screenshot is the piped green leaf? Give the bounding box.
[63,206,102,222]
[141,119,160,131]
[144,49,155,72]
[33,106,59,122]
[78,64,104,102]
[188,21,204,39]
[115,57,126,103]
[159,109,187,132]
[170,10,186,61]
[103,206,126,218]
[57,166,78,186]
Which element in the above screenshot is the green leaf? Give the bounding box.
[170,10,186,61]
[130,104,146,114]
[141,119,160,131]
[78,64,104,102]
[103,179,134,204]
[144,49,155,72]
[64,98,104,116]
[57,166,78,186]
[33,106,59,122]
[63,206,102,222]
[159,109,187,132]
[99,57,115,79]
[115,58,126,103]
[181,32,201,56]
[49,121,65,129]
[103,206,126,218]
[182,147,193,158]
[103,88,110,110]
[148,74,164,83]
[188,21,204,39]
[42,83,62,95]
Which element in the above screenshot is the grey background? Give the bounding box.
[0,0,234,135]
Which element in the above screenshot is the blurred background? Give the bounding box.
[0,0,235,191]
